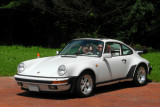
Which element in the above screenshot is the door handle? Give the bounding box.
[122,59,126,63]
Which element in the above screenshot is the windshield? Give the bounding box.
[59,40,104,57]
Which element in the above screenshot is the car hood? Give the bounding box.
[20,55,97,77]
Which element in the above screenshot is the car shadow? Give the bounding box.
[17,91,77,100]
[94,79,152,95]
[17,79,152,100]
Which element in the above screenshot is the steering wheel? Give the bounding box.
[86,52,93,55]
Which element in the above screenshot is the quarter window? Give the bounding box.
[122,45,133,55]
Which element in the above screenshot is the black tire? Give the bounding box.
[75,72,95,97]
[133,65,147,86]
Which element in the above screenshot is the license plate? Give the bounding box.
[29,85,39,92]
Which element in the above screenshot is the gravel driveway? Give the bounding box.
[0,77,160,107]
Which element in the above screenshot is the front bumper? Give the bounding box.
[14,74,78,93]
[148,66,152,74]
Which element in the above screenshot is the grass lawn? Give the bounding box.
[0,45,160,82]
[142,50,160,82]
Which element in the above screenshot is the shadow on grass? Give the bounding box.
[17,80,152,100]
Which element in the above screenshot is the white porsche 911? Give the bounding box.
[14,38,152,97]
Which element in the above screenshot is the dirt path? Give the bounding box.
[0,77,160,107]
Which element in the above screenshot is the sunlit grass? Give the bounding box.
[142,50,160,82]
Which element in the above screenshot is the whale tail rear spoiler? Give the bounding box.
[136,49,148,55]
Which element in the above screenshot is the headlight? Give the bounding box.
[58,65,66,76]
[17,63,25,73]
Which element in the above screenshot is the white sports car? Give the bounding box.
[14,38,152,97]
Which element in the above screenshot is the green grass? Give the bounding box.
[142,50,160,82]
[0,45,60,76]
[0,45,160,82]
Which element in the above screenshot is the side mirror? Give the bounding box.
[56,51,59,55]
[103,53,112,59]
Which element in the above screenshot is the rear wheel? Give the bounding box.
[76,72,95,97]
[133,65,147,86]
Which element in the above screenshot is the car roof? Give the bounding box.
[73,38,124,43]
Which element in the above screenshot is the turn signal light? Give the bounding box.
[52,80,68,84]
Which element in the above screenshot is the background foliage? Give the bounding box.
[0,0,159,48]
[0,1,160,81]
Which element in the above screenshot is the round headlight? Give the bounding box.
[58,65,66,76]
[17,63,25,73]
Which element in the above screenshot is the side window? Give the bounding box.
[107,42,121,56]
[122,45,133,55]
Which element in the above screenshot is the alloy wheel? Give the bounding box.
[137,66,146,84]
[80,74,93,95]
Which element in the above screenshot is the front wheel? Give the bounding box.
[76,72,95,97]
[133,65,147,86]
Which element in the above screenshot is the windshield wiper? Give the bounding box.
[61,55,77,58]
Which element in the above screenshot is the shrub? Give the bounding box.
[131,43,153,51]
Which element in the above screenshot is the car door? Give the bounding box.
[120,44,133,76]
[104,42,128,80]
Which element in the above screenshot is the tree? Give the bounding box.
[33,0,155,43]
[0,0,158,48]
[0,0,31,9]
